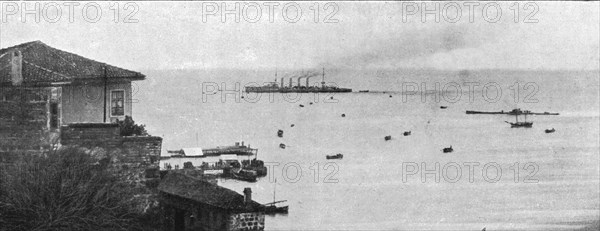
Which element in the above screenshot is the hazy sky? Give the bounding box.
[1,1,599,71]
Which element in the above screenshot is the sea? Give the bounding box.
[135,68,599,230]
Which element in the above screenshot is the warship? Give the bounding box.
[245,68,352,93]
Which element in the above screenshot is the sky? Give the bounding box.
[1,1,599,71]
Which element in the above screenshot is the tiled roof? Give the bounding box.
[158,172,265,212]
[0,41,145,85]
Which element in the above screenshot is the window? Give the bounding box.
[110,90,125,116]
[49,102,59,129]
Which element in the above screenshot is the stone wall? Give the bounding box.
[60,123,121,147]
[120,136,162,180]
[228,212,265,231]
[0,87,54,158]
[60,123,162,183]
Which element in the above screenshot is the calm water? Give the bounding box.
[136,69,599,230]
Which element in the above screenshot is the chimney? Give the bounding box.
[243,187,252,204]
[10,50,23,86]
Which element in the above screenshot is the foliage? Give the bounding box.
[183,161,194,169]
[0,148,141,231]
[117,116,148,136]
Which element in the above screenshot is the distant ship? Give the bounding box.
[245,68,352,93]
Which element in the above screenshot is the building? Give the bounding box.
[158,172,266,231]
[0,40,145,153]
[1,40,162,188]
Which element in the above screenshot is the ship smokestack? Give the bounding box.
[281,77,284,88]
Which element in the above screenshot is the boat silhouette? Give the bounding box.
[326,153,343,159]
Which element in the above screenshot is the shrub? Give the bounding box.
[183,161,194,169]
[0,148,140,231]
[117,116,148,136]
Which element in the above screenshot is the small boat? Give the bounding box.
[389,95,392,98]
[341,113,346,117]
[330,96,334,100]
[440,106,447,109]
[264,204,289,214]
[505,113,533,128]
[291,124,295,127]
[309,102,313,105]
[277,129,283,137]
[384,135,392,141]
[326,153,343,159]
[279,143,286,149]
[403,131,411,136]
[299,104,304,107]
[545,128,555,133]
[505,121,533,128]
[264,181,288,214]
[359,90,369,93]
[231,169,257,182]
[443,146,453,153]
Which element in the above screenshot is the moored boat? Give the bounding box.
[505,121,533,128]
[264,180,288,215]
[230,168,257,182]
[545,128,555,133]
[326,153,343,159]
[443,146,453,153]
[505,112,533,128]
[264,205,288,214]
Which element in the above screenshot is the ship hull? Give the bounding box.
[507,122,533,128]
[245,87,352,93]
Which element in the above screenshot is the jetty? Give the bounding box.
[166,141,257,158]
[466,108,559,115]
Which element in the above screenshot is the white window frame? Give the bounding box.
[109,89,126,117]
